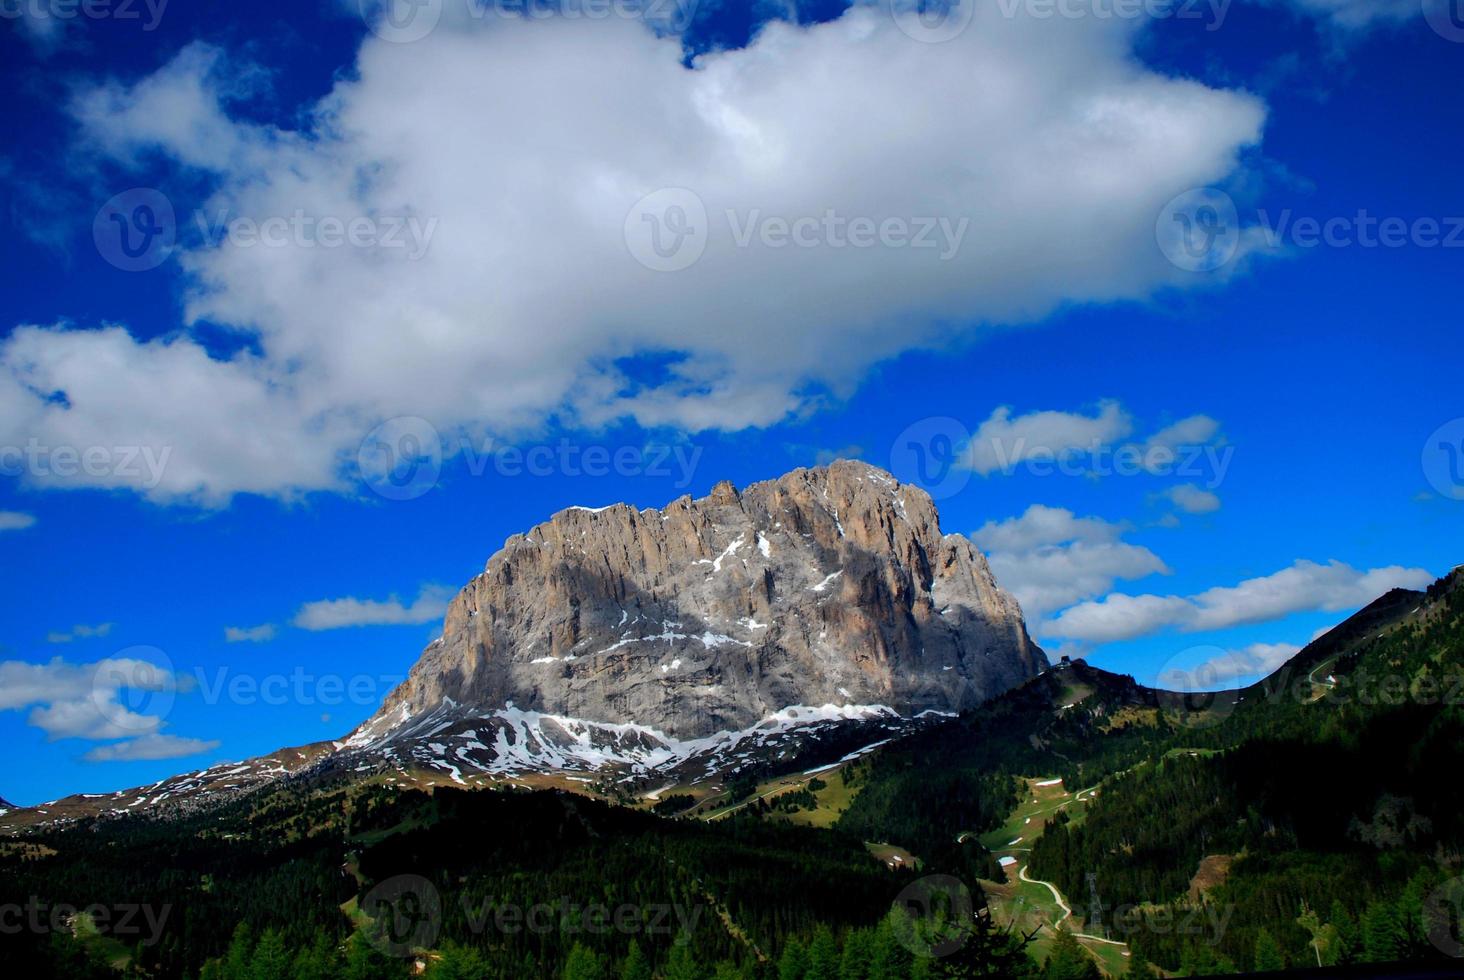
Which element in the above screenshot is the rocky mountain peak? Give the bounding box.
[355,460,1046,745]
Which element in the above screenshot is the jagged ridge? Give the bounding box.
[355,459,1047,745]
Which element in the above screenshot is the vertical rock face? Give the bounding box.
[359,460,1046,741]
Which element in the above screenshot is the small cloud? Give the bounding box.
[1045,559,1433,645]
[224,624,277,643]
[83,734,221,763]
[1167,642,1303,690]
[971,505,1169,621]
[963,401,1133,476]
[1143,416,1221,456]
[320,713,332,724]
[293,584,453,631]
[28,699,162,741]
[1163,483,1222,515]
[0,512,37,532]
[814,445,866,467]
[46,622,114,644]
[958,404,1228,483]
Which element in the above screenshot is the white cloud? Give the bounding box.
[1144,415,1221,454]
[2,8,1267,503]
[83,734,221,763]
[28,698,161,741]
[0,656,202,745]
[1164,483,1222,514]
[46,622,114,644]
[0,512,37,532]
[293,584,453,630]
[224,624,277,643]
[1165,641,1303,689]
[0,325,349,504]
[1045,559,1433,643]
[972,504,1125,554]
[0,657,136,711]
[972,505,1169,620]
[1130,414,1229,477]
[958,404,1229,482]
[964,402,1133,476]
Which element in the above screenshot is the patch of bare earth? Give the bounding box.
[1187,854,1234,902]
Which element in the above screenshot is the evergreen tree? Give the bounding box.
[913,916,1039,978]
[1329,900,1361,965]
[840,928,873,980]
[1398,870,1437,954]
[1253,928,1284,973]
[867,914,910,980]
[807,926,840,980]
[664,943,700,980]
[290,933,339,980]
[342,932,408,980]
[428,941,490,980]
[562,942,606,980]
[1042,925,1099,980]
[221,924,253,980]
[779,938,810,980]
[619,940,652,980]
[1363,900,1405,963]
[248,929,290,980]
[1178,942,1233,977]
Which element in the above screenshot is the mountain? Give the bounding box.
[0,743,338,832]
[0,461,1045,830]
[336,460,1045,781]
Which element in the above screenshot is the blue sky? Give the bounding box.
[1,0,1460,805]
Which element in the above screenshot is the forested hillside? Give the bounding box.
[0,778,1037,979]
[1026,572,1464,974]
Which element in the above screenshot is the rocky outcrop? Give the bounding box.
[353,461,1045,743]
